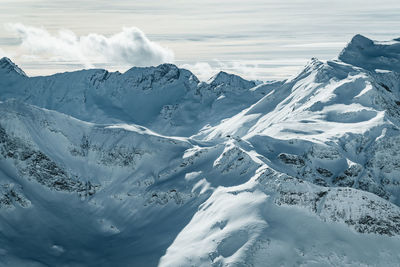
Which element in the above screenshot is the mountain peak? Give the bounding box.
[0,57,27,77]
[208,71,255,89]
[125,63,179,75]
[123,63,199,84]
[349,34,374,46]
[338,34,400,72]
[210,71,237,84]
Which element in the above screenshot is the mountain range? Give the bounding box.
[1,34,400,266]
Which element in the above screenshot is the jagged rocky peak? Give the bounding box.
[125,63,178,76]
[0,57,27,77]
[338,34,400,72]
[208,71,256,89]
[123,63,199,85]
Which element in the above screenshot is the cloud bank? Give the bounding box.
[5,23,174,68]
[2,23,300,81]
[181,61,264,82]
[181,60,302,82]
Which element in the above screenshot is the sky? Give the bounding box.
[1,0,400,81]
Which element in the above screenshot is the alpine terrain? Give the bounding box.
[1,34,400,266]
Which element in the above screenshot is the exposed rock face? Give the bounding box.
[0,183,30,209]
[260,174,400,236]
[0,57,27,76]
[0,124,99,195]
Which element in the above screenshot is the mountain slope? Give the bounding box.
[196,43,400,205]
[1,35,400,266]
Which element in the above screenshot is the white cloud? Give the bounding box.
[5,23,174,68]
[181,60,262,82]
[181,62,216,81]
[180,60,299,82]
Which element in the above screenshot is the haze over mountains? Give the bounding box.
[3,0,400,80]
[1,35,400,266]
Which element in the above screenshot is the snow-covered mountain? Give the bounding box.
[1,34,400,266]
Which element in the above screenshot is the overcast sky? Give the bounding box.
[1,0,399,80]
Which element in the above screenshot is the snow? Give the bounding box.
[1,34,400,266]
[339,34,400,72]
[0,57,27,77]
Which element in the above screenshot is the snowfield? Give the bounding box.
[1,35,400,266]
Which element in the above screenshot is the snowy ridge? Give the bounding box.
[2,35,400,266]
[339,34,400,72]
[0,59,270,137]
[0,57,27,77]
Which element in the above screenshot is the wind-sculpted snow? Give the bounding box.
[161,166,400,266]
[2,35,400,266]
